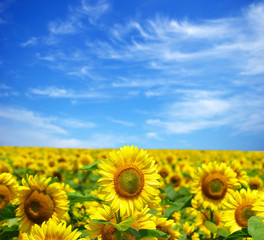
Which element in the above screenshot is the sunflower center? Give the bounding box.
[249,181,260,190]
[170,176,181,188]
[202,173,228,200]
[159,168,169,178]
[0,185,11,210]
[24,190,55,225]
[235,203,255,227]
[115,166,144,198]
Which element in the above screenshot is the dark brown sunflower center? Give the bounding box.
[249,181,261,190]
[235,203,255,227]
[170,176,181,188]
[202,173,228,200]
[114,166,144,198]
[0,185,11,210]
[159,169,169,178]
[24,190,55,225]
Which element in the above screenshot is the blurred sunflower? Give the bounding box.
[191,162,240,211]
[0,172,19,210]
[222,188,260,233]
[154,217,182,240]
[86,204,156,240]
[248,176,263,191]
[98,145,160,216]
[23,220,85,240]
[16,175,69,233]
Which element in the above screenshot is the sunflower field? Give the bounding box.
[0,146,264,240]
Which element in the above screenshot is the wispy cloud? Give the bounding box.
[48,0,109,35]
[146,132,163,141]
[62,118,96,128]
[21,37,38,47]
[0,106,67,134]
[146,90,264,134]
[0,84,19,97]
[0,106,137,148]
[28,87,106,99]
[94,3,264,76]
[107,117,134,127]
[0,106,97,138]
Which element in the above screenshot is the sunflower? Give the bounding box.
[98,145,160,216]
[248,176,263,191]
[252,192,264,218]
[228,159,249,187]
[0,172,19,210]
[85,204,156,240]
[153,217,182,240]
[222,188,261,233]
[194,209,224,238]
[16,175,69,233]
[24,220,85,240]
[191,162,240,211]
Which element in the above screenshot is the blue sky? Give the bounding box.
[0,0,263,150]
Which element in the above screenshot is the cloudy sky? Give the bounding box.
[0,0,263,150]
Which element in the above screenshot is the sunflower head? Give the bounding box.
[25,220,85,240]
[16,175,69,233]
[191,162,240,211]
[0,172,19,210]
[222,188,260,233]
[98,146,160,216]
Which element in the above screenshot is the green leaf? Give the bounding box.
[164,195,192,217]
[47,176,59,186]
[138,229,170,239]
[67,193,104,204]
[92,216,137,232]
[217,227,230,237]
[224,228,251,240]
[0,225,19,240]
[147,209,158,215]
[205,220,217,233]
[0,204,17,221]
[127,227,171,239]
[79,160,102,171]
[248,216,264,240]
[165,183,178,201]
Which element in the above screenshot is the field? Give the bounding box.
[0,146,264,240]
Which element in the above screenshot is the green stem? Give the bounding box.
[115,210,122,240]
[210,210,214,240]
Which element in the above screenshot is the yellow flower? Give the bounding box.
[222,188,260,233]
[191,161,240,211]
[0,172,19,210]
[154,217,182,240]
[194,209,224,238]
[25,220,85,240]
[85,204,156,240]
[16,175,69,233]
[228,159,249,187]
[248,176,263,191]
[98,145,160,216]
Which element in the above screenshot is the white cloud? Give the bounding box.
[29,87,106,99]
[21,37,37,47]
[0,106,67,134]
[107,117,134,127]
[36,53,55,62]
[146,132,163,140]
[62,119,96,128]
[95,3,264,76]
[146,90,264,134]
[48,0,109,35]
